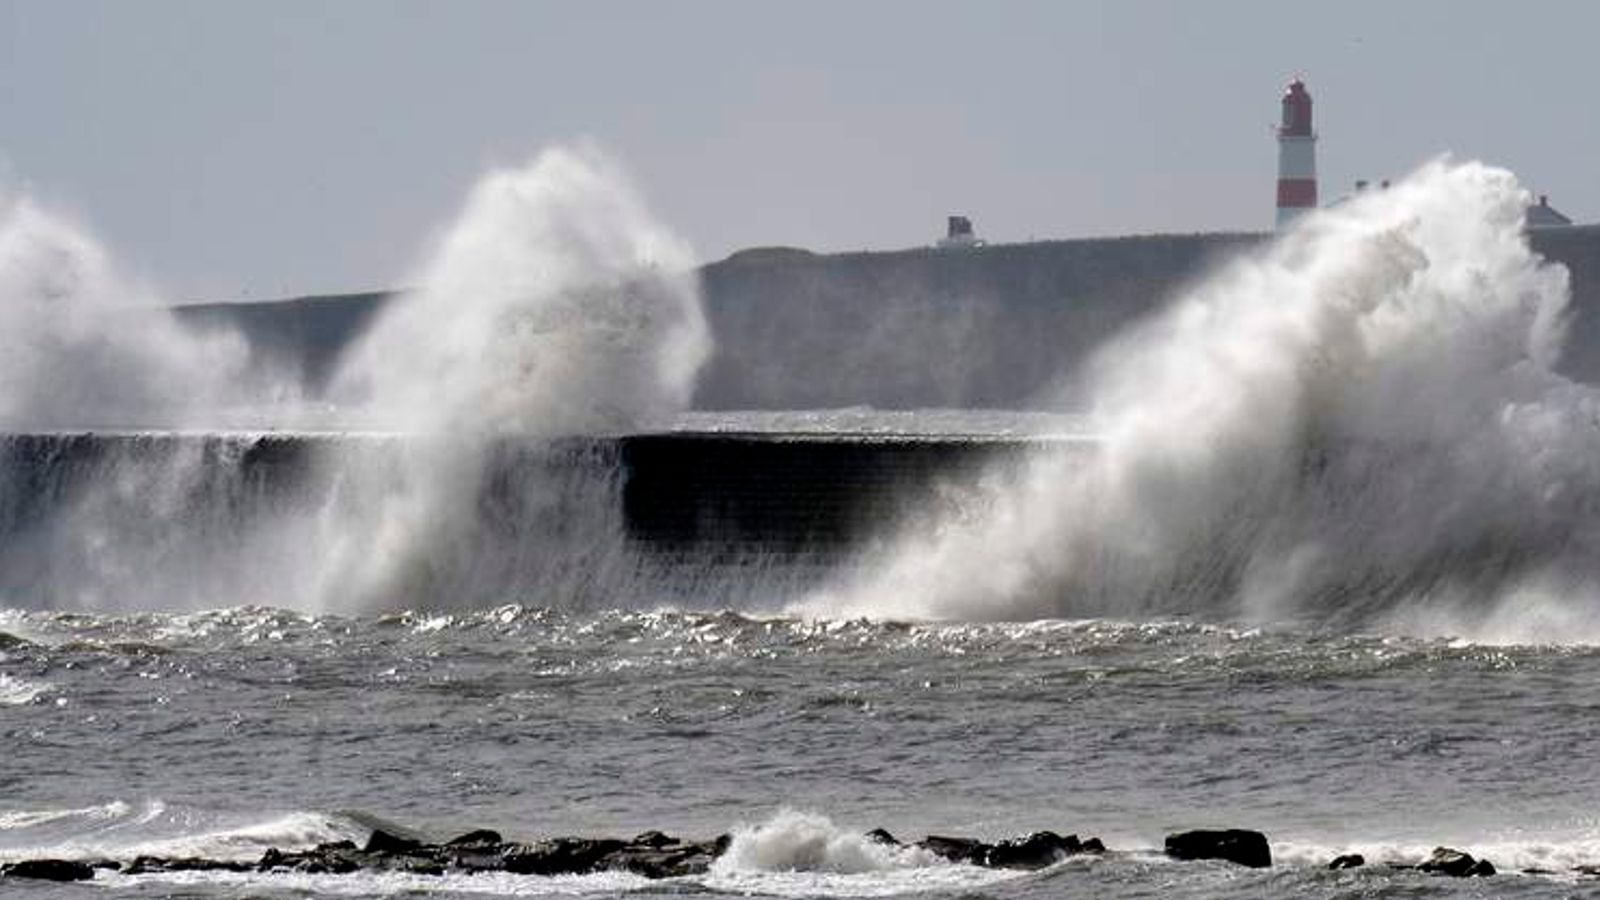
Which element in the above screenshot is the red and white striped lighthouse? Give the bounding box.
[1275,78,1317,228]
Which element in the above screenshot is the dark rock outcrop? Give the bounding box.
[916,830,1099,869]
[257,839,444,876]
[444,829,503,849]
[1164,829,1272,869]
[987,831,1091,869]
[252,830,729,880]
[0,823,1547,885]
[1,858,96,881]
[607,834,730,879]
[501,837,629,875]
[1417,847,1494,877]
[864,827,899,846]
[916,835,988,866]
[0,823,1103,883]
[364,828,426,854]
[124,855,254,875]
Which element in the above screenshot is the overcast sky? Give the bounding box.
[3,1,1597,300]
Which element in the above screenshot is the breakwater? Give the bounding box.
[176,225,1600,408]
[620,431,1047,557]
[0,429,1067,609]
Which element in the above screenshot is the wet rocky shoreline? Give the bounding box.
[0,823,1550,884]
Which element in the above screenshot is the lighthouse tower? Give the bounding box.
[1275,78,1317,228]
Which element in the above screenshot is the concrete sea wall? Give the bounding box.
[0,431,1054,588]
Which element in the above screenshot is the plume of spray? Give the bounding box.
[0,189,326,608]
[802,159,1600,641]
[313,145,709,612]
[0,191,254,428]
[0,189,318,610]
[0,149,706,614]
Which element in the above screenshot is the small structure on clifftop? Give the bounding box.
[1528,194,1574,229]
[938,215,983,248]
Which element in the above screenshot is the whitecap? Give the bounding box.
[703,809,1022,898]
[0,672,47,705]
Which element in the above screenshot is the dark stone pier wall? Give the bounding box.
[620,433,1045,559]
[0,432,1054,567]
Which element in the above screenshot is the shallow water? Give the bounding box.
[1,605,1596,897]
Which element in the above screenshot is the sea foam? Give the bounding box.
[704,810,1022,898]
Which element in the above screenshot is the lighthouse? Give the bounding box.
[1275,78,1317,228]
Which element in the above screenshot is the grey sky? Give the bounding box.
[3,0,1596,300]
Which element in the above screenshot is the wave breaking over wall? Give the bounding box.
[0,146,711,614]
[306,144,710,612]
[803,160,1600,641]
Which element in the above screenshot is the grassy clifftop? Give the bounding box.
[175,225,1600,409]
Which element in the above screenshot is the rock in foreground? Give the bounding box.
[1417,847,1495,878]
[44,825,1108,883]
[1,859,96,881]
[911,830,1103,869]
[254,829,731,880]
[1164,829,1272,869]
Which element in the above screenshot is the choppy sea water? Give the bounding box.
[2,605,1597,898]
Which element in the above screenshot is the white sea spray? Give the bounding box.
[803,160,1600,641]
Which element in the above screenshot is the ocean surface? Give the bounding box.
[3,604,1599,898]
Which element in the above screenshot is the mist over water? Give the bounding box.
[807,160,1600,641]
